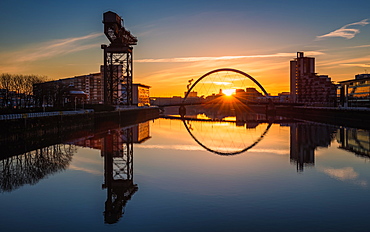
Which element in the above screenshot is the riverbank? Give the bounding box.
[275,106,370,130]
[0,107,160,159]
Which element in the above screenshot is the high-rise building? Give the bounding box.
[290,52,336,106]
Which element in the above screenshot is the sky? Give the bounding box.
[1,0,370,96]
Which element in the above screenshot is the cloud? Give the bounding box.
[136,51,324,63]
[319,166,368,187]
[0,32,103,74]
[340,63,370,68]
[321,167,358,180]
[347,44,370,48]
[16,33,102,62]
[317,54,370,68]
[68,164,103,175]
[316,19,369,40]
[135,144,289,155]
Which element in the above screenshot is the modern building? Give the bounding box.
[150,96,183,106]
[34,67,150,107]
[234,88,264,102]
[290,52,337,106]
[34,73,102,107]
[132,83,150,106]
[277,92,290,102]
[338,74,370,107]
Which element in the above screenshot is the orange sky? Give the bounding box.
[1,1,370,97]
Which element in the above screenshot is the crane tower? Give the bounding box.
[102,11,138,105]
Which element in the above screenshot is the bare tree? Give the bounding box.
[0,73,47,108]
[0,73,13,107]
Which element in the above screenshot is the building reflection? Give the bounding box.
[0,121,151,224]
[0,144,76,193]
[290,124,337,172]
[71,122,151,224]
[337,127,370,158]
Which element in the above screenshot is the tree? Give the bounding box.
[0,73,47,108]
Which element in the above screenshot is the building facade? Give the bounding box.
[34,68,150,107]
[132,83,150,106]
[34,73,103,107]
[338,74,370,107]
[290,52,337,106]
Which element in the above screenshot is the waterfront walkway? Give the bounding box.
[0,109,94,120]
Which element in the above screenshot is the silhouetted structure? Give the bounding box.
[102,11,137,105]
[290,52,337,106]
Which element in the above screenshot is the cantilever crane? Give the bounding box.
[103,11,137,46]
[102,11,137,105]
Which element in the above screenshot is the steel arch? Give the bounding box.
[182,120,272,156]
[183,68,269,102]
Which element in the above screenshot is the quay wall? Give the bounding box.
[0,107,160,159]
[276,106,370,130]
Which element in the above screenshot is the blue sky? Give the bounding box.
[1,0,370,96]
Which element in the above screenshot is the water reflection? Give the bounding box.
[337,127,370,158]
[0,121,151,224]
[290,123,337,172]
[68,122,151,224]
[3,115,370,230]
[183,118,272,155]
[0,144,76,192]
[177,115,352,173]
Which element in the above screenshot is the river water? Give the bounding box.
[1,116,370,231]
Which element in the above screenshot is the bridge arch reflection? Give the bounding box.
[182,118,272,156]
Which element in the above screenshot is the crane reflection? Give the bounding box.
[72,122,150,224]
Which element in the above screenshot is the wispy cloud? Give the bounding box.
[317,54,370,68]
[16,33,102,62]
[347,44,370,48]
[69,164,103,175]
[0,33,103,74]
[136,52,324,63]
[340,63,370,68]
[316,19,369,40]
[135,144,289,155]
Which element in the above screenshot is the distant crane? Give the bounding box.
[102,11,138,105]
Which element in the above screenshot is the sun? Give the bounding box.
[223,89,235,96]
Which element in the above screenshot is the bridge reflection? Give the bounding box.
[1,116,370,225]
[162,114,360,173]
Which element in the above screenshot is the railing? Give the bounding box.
[0,109,94,121]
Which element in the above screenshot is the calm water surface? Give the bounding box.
[1,118,370,231]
